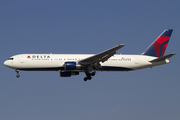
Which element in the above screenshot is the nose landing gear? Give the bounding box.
[15,70,20,78]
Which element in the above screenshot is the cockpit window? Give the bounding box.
[8,58,14,60]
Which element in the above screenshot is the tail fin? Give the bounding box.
[142,29,173,57]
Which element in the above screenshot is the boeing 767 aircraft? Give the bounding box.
[4,29,175,81]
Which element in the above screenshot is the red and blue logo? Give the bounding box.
[152,36,170,57]
[142,29,173,57]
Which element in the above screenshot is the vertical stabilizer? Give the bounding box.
[142,29,173,57]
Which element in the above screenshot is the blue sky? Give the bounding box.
[0,0,180,120]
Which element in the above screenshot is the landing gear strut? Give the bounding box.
[84,71,96,81]
[15,70,20,78]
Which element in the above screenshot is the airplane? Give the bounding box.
[4,29,176,81]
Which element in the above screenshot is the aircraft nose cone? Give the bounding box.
[4,60,13,67]
[4,60,8,66]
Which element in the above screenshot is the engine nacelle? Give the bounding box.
[60,71,79,77]
[64,62,76,70]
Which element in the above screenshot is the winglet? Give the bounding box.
[150,53,176,62]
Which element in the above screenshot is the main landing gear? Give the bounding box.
[15,70,20,78]
[84,71,96,81]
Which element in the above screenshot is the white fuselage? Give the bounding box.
[3,29,174,80]
[4,54,169,72]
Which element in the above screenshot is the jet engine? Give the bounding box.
[64,62,77,70]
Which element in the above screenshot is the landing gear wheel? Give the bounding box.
[15,70,20,78]
[84,76,92,81]
[84,77,88,81]
[91,72,95,76]
[88,76,92,80]
[83,70,96,81]
[16,74,20,78]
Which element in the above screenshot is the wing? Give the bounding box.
[78,44,125,66]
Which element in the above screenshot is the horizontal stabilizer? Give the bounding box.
[150,53,176,62]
